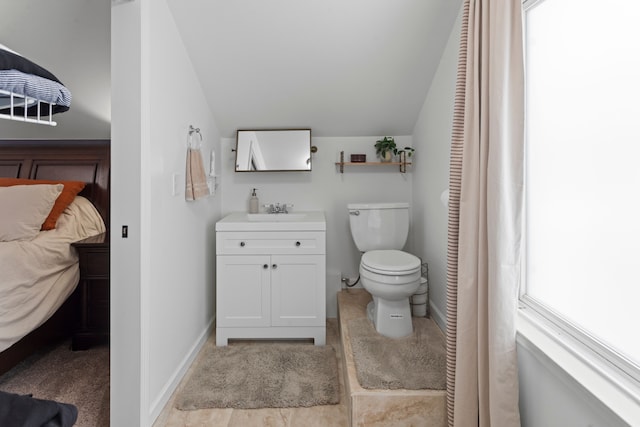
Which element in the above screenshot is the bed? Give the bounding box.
[0,43,72,126]
[0,140,109,376]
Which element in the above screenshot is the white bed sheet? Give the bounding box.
[0,196,106,352]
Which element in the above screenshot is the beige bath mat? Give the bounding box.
[175,343,340,410]
[348,317,446,390]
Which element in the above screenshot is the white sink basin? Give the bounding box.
[247,213,307,222]
[216,211,326,231]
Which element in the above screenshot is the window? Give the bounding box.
[523,0,640,380]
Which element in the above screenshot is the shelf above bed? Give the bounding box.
[1,45,71,127]
[0,89,59,126]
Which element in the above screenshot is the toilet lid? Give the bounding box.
[361,250,421,275]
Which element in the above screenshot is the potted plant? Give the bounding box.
[374,136,397,162]
[396,146,415,161]
[375,137,416,162]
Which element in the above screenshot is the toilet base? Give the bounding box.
[367,297,413,338]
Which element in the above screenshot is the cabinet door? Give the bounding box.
[270,254,325,327]
[217,255,271,327]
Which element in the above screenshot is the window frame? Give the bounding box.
[519,0,640,424]
[519,295,640,384]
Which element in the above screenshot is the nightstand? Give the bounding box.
[71,232,110,350]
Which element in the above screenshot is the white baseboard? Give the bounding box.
[429,301,446,333]
[148,317,215,424]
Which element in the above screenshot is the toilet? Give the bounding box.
[348,202,421,338]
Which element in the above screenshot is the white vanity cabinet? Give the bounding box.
[215,212,326,346]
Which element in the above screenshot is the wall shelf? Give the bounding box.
[335,151,412,173]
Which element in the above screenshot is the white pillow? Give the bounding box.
[0,184,63,242]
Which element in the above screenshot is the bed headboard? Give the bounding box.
[0,140,110,228]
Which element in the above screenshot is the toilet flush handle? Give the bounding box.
[349,210,360,216]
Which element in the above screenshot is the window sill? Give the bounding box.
[517,305,640,426]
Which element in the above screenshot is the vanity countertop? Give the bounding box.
[215,211,326,232]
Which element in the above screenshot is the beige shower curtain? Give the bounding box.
[446,1,524,426]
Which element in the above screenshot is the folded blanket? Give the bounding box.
[0,391,77,427]
[0,46,71,116]
[0,70,72,107]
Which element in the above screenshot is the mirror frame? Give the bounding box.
[234,129,312,172]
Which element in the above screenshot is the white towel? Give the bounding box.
[185,148,209,201]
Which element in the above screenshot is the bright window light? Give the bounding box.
[525,0,640,367]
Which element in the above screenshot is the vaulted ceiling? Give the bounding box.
[1,1,461,139]
[167,0,462,137]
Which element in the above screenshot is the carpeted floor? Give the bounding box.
[0,340,110,427]
[175,342,340,410]
[348,317,446,390]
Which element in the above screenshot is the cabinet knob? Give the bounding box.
[295,241,301,247]
[263,264,269,269]
[240,241,245,247]
[272,264,277,269]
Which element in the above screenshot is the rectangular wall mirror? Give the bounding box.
[235,129,312,172]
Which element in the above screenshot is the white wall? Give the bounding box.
[147,0,222,420]
[410,3,462,331]
[518,337,628,427]
[111,1,144,423]
[111,0,222,425]
[220,136,413,317]
[0,0,110,139]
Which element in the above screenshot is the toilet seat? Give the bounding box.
[361,250,421,276]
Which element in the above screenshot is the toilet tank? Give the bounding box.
[347,202,410,252]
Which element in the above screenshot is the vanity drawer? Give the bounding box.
[216,231,325,255]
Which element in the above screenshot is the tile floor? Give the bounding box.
[154,289,446,427]
[153,319,349,427]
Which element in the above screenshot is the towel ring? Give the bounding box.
[188,125,203,149]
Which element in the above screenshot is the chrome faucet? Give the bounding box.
[263,203,293,214]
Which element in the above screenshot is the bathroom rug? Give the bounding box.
[348,317,446,390]
[175,343,339,410]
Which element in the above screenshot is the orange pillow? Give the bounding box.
[0,178,86,230]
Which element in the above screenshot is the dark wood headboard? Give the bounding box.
[0,140,110,228]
